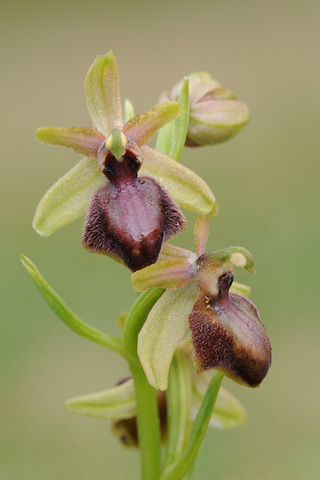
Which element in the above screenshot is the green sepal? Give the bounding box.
[137,282,199,391]
[123,102,181,147]
[85,50,123,136]
[33,157,105,237]
[141,146,216,215]
[66,378,136,419]
[35,126,104,158]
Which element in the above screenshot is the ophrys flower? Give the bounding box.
[34,51,216,270]
[132,216,271,389]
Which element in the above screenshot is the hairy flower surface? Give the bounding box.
[160,71,250,146]
[34,51,216,270]
[132,225,271,390]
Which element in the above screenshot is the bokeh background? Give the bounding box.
[1,0,320,478]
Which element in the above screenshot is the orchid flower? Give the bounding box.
[33,51,215,270]
[131,214,272,390]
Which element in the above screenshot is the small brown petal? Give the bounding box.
[189,272,271,387]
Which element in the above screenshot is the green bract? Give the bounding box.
[33,51,216,238]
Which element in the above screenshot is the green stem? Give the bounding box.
[124,288,165,480]
[130,361,162,480]
[123,288,165,356]
[160,372,223,480]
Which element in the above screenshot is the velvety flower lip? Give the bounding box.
[33,51,217,271]
[81,139,186,271]
[189,270,272,387]
[132,234,271,390]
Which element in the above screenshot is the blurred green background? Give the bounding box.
[1,0,320,478]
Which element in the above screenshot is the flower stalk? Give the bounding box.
[123,289,165,479]
[22,50,270,480]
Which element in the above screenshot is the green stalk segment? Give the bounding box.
[160,372,223,480]
[123,288,165,480]
[164,351,192,468]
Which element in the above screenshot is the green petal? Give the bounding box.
[140,146,216,215]
[66,378,136,419]
[85,50,123,136]
[191,369,246,429]
[132,258,194,292]
[138,282,199,391]
[35,127,104,157]
[33,157,105,237]
[123,102,181,147]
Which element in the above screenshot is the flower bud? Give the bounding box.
[160,72,250,146]
[111,390,167,447]
[189,271,271,387]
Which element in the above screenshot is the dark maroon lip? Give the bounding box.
[189,272,272,388]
